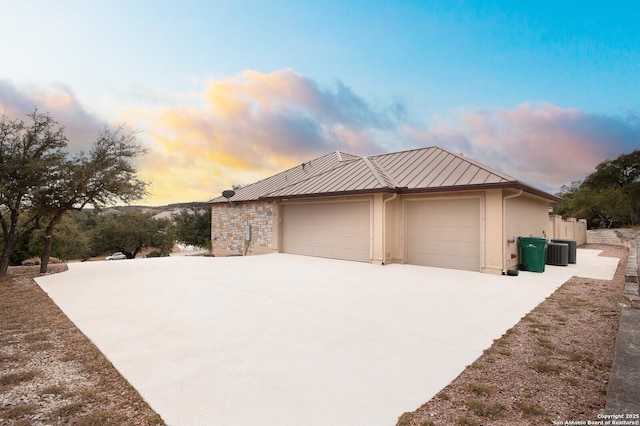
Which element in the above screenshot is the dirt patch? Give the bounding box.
[397,244,628,426]
[0,265,165,425]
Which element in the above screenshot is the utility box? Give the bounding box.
[547,242,569,266]
[551,239,577,264]
[519,237,548,273]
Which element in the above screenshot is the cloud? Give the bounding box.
[408,102,640,193]
[0,79,105,153]
[134,68,406,203]
[4,74,638,205]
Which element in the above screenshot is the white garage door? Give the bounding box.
[406,198,480,271]
[282,202,370,262]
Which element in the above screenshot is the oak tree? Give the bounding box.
[0,111,67,276]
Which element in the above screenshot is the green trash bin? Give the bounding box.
[519,237,548,273]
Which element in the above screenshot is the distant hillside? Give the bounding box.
[98,202,211,218]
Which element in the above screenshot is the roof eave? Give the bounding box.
[259,187,395,201]
[397,182,561,202]
[213,182,561,204]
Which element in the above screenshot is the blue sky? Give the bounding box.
[1,1,639,205]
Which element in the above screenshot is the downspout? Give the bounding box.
[502,189,523,273]
[382,193,398,265]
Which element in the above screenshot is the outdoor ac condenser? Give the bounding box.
[546,242,569,266]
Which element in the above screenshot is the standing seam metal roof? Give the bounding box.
[209,146,560,203]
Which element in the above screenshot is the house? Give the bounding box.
[208,146,563,274]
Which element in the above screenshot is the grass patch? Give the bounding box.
[494,327,515,346]
[437,391,451,401]
[396,412,415,426]
[29,341,55,351]
[533,361,562,374]
[70,410,128,426]
[468,383,492,396]
[553,315,568,325]
[456,416,479,426]
[0,351,20,362]
[41,384,67,395]
[537,337,556,350]
[0,370,37,386]
[466,399,506,419]
[516,401,545,416]
[0,403,38,419]
[22,331,50,343]
[563,377,579,386]
[496,348,512,356]
[52,401,85,417]
[527,322,554,334]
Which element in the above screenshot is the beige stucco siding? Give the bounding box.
[504,193,551,270]
[383,195,401,264]
[483,189,504,274]
[547,215,587,245]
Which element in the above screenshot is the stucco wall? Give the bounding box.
[483,189,504,275]
[210,201,275,257]
[504,193,551,270]
[383,195,401,264]
[547,215,587,245]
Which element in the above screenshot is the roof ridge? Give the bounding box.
[260,159,354,198]
[361,157,392,189]
[437,146,517,182]
[365,156,400,188]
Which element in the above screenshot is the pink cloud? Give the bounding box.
[4,75,638,204]
[133,69,403,202]
[409,102,640,193]
[0,80,106,153]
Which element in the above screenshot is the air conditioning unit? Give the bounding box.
[546,242,569,266]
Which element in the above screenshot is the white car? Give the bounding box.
[105,252,127,260]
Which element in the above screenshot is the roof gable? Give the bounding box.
[209,147,559,203]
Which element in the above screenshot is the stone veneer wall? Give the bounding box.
[210,201,275,257]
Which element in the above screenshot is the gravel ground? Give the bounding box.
[0,241,629,426]
[396,244,628,426]
[0,265,165,426]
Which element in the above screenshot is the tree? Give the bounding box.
[582,150,640,226]
[29,214,92,262]
[0,111,68,276]
[37,127,147,272]
[173,207,212,250]
[91,212,175,259]
[552,150,640,228]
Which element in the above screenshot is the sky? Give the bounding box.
[1,0,639,206]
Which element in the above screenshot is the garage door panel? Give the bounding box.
[282,202,370,262]
[406,199,480,271]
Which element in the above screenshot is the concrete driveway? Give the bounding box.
[35,251,618,426]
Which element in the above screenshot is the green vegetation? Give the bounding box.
[553,149,640,228]
[0,110,147,275]
[173,207,212,250]
[1,110,212,270]
[91,211,175,259]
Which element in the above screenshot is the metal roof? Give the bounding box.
[209,146,560,203]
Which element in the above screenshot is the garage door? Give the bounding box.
[406,198,480,271]
[282,202,370,262]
